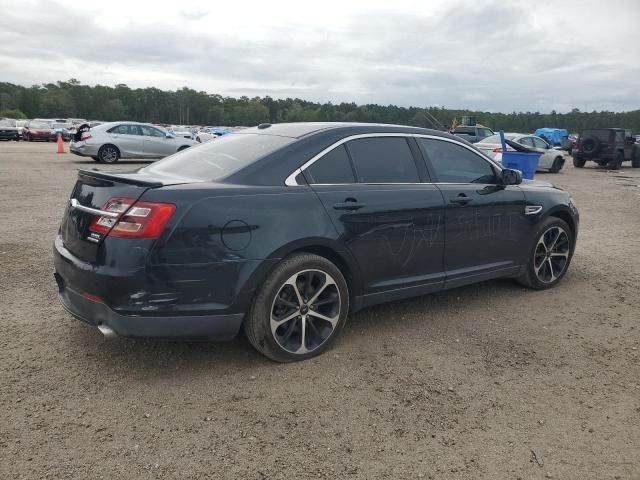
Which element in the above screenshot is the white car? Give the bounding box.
[476,133,567,173]
[69,121,197,163]
[168,125,193,139]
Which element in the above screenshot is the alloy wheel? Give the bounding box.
[270,269,341,354]
[101,146,118,163]
[533,226,570,284]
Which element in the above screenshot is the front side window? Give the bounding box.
[518,137,535,148]
[305,145,355,184]
[346,137,419,183]
[532,137,549,149]
[140,125,165,137]
[419,138,496,184]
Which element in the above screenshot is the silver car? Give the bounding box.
[70,121,197,163]
[476,133,567,173]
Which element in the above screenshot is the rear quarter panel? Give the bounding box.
[139,184,348,313]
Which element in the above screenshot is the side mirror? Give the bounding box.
[500,168,522,185]
[166,132,174,138]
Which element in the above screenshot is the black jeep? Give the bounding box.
[573,128,639,169]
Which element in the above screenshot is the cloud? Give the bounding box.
[0,0,638,112]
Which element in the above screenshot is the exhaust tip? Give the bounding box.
[97,324,117,339]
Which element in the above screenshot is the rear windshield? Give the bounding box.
[582,130,612,141]
[143,133,293,181]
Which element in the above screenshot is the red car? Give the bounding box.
[23,121,56,142]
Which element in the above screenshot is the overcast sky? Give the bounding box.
[1,0,638,113]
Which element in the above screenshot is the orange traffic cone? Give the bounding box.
[56,134,65,154]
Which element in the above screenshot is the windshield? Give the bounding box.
[29,121,50,129]
[0,119,16,127]
[143,133,293,181]
[53,123,70,129]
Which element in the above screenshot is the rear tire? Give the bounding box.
[244,253,349,362]
[572,155,586,168]
[98,144,120,163]
[607,151,623,170]
[517,217,574,290]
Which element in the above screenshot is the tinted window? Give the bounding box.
[518,137,534,147]
[305,145,355,184]
[143,133,293,181]
[582,130,611,142]
[532,137,549,149]
[346,137,419,183]
[615,131,624,142]
[454,127,473,134]
[419,138,496,184]
[479,128,493,138]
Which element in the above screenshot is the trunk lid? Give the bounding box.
[60,169,188,262]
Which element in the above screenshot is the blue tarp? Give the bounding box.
[534,128,568,146]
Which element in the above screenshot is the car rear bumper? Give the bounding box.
[53,234,246,340]
[55,276,244,339]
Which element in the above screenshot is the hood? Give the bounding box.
[521,178,557,189]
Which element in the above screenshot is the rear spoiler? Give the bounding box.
[78,169,164,187]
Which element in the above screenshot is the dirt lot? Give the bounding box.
[0,141,638,480]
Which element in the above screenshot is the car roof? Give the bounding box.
[233,122,451,139]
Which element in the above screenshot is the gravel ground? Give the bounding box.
[1,141,639,480]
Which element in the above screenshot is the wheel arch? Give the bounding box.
[545,207,576,242]
[237,237,364,315]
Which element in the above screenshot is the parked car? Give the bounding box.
[573,128,640,169]
[476,133,566,173]
[0,119,21,141]
[22,121,56,142]
[54,122,579,362]
[451,125,494,143]
[52,122,72,141]
[195,126,233,143]
[168,125,193,139]
[69,121,198,163]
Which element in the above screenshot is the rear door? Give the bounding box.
[107,124,144,157]
[418,137,528,289]
[303,135,446,297]
[141,125,174,158]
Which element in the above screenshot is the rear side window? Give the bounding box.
[419,138,496,184]
[582,130,611,142]
[346,137,419,183]
[143,133,293,181]
[305,145,355,184]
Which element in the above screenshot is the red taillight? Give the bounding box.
[89,197,175,240]
[81,132,92,140]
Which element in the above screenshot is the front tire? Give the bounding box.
[632,147,640,168]
[608,151,623,170]
[572,155,586,168]
[517,217,574,290]
[550,157,563,173]
[244,253,349,362]
[98,144,120,163]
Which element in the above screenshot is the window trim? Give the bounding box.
[285,133,501,186]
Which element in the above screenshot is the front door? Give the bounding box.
[141,125,175,158]
[302,137,446,298]
[418,137,528,289]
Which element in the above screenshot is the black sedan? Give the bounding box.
[53,123,579,362]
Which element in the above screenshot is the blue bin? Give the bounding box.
[501,151,541,180]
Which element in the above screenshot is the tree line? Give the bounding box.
[1,79,639,133]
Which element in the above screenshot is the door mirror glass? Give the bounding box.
[166,132,174,138]
[500,168,522,185]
